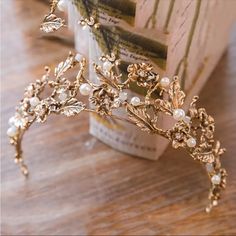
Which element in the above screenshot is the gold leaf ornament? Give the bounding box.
[126,105,155,133]
[55,55,74,78]
[40,14,65,33]
[61,100,85,117]
[169,78,185,108]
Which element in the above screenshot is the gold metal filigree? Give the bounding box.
[8,53,227,213]
[40,0,66,33]
[9,1,228,213]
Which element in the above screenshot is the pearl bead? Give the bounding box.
[103,61,113,72]
[79,83,92,96]
[160,77,170,87]
[183,116,191,124]
[8,116,16,126]
[130,97,141,106]
[7,126,18,137]
[14,117,26,128]
[173,109,185,121]
[186,137,196,148]
[58,92,68,101]
[206,163,214,173]
[212,200,218,206]
[29,97,40,107]
[119,92,128,101]
[75,53,83,62]
[57,0,67,12]
[211,174,221,185]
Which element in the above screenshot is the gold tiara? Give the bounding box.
[7,0,227,213]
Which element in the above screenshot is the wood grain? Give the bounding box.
[1,1,236,235]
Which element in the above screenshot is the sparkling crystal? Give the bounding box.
[103,61,113,72]
[29,97,40,107]
[58,92,68,101]
[75,53,83,62]
[118,92,128,102]
[206,163,214,173]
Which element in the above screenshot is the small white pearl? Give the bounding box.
[183,116,191,124]
[119,92,128,102]
[103,61,113,72]
[186,137,196,148]
[173,109,185,121]
[79,83,92,96]
[212,200,218,206]
[57,0,67,12]
[29,97,40,107]
[14,117,27,128]
[206,163,214,173]
[7,126,18,137]
[160,77,170,87]
[8,116,16,126]
[130,97,141,106]
[75,53,83,62]
[211,174,221,185]
[58,92,68,101]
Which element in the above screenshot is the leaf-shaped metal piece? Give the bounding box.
[54,54,74,78]
[155,98,172,115]
[61,101,85,117]
[126,105,155,133]
[169,78,185,109]
[40,14,65,33]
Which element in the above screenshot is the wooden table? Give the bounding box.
[1,1,236,235]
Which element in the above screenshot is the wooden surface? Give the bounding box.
[1,1,236,235]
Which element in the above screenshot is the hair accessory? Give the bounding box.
[9,0,227,213]
[8,52,227,213]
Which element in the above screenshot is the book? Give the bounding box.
[68,0,236,160]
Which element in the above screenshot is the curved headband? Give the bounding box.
[7,0,227,213]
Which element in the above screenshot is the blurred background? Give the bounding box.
[1,0,236,235]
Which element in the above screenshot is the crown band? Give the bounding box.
[8,52,227,213]
[7,0,227,213]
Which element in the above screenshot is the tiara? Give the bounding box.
[7,0,227,213]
